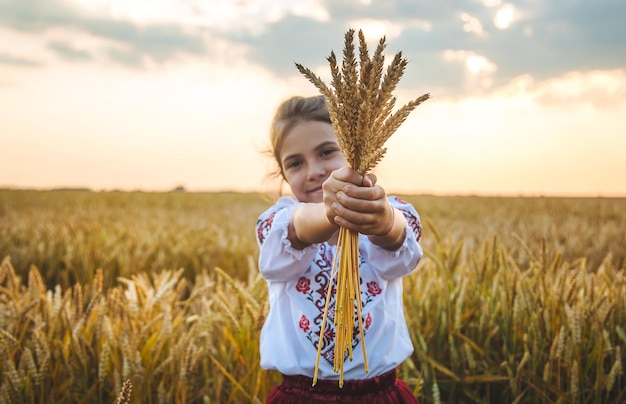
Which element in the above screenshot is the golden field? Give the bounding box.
[0,189,624,403]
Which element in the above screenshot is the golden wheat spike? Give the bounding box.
[294,63,334,102]
[115,379,133,404]
[327,51,342,100]
[296,28,429,386]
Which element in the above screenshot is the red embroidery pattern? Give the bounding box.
[256,211,276,244]
[363,281,382,305]
[392,196,408,205]
[315,243,333,270]
[390,197,422,242]
[295,277,311,293]
[401,209,422,242]
[367,281,382,296]
[296,251,382,367]
[299,315,310,332]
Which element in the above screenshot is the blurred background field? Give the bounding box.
[0,189,624,403]
[2,190,624,288]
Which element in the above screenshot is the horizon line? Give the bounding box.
[2,186,625,199]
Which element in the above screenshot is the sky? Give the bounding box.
[1,0,625,197]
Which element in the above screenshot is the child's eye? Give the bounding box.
[321,148,338,157]
[286,160,302,170]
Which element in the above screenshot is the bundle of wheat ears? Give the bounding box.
[295,28,430,387]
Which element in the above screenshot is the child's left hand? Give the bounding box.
[322,167,394,236]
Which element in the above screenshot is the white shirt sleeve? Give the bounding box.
[363,195,424,280]
[256,196,321,282]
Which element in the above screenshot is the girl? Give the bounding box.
[256,95,423,403]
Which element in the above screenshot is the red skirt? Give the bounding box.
[266,369,418,403]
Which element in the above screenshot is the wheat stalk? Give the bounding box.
[296,28,429,386]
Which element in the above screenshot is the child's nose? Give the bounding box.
[307,163,325,179]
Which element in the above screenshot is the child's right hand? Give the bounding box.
[322,167,394,237]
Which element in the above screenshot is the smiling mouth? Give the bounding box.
[307,186,322,194]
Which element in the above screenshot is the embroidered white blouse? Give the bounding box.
[255,195,423,381]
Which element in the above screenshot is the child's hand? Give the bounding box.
[322,167,394,236]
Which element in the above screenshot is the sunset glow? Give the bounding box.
[1,0,625,196]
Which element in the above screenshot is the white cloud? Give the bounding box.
[461,12,487,38]
[534,70,626,108]
[443,50,496,74]
[66,0,192,25]
[483,0,502,7]
[494,4,516,29]
[291,0,330,22]
[489,69,626,109]
[466,55,496,75]
[443,50,497,90]
[0,27,50,63]
[407,18,432,32]
[65,0,329,29]
[347,19,403,40]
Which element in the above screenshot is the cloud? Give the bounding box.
[0,52,42,67]
[482,0,626,82]
[0,0,74,31]
[533,69,626,108]
[461,12,487,38]
[0,0,208,68]
[47,40,92,61]
[0,0,625,95]
[485,68,626,110]
[493,4,516,29]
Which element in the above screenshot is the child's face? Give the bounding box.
[280,120,347,203]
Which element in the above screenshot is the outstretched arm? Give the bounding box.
[288,203,338,249]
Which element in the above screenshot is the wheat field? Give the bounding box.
[0,189,624,403]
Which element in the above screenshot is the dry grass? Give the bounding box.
[0,189,625,402]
